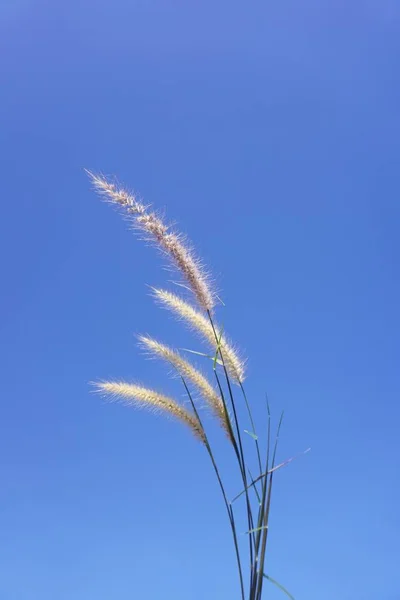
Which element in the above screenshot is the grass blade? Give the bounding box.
[181,347,224,366]
[268,447,311,474]
[263,574,295,600]
[248,468,262,505]
[231,472,266,504]
[244,429,258,441]
[246,525,268,534]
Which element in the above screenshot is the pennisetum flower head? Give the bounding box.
[92,381,206,443]
[87,171,215,312]
[138,335,234,442]
[152,288,246,384]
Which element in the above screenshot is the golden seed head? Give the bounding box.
[152,289,246,384]
[87,171,215,311]
[138,335,233,441]
[93,381,206,443]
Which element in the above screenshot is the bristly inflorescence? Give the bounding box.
[152,288,246,384]
[93,381,206,443]
[87,171,215,312]
[138,335,234,441]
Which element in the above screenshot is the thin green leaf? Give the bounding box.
[231,472,266,504]
[263,574,295,600]
[272,411,284,468]
[240,382,263,475]
[180,347,224,366]
[248,468,262,504]
[212,325,225,370]
[244,429,258,441]
[245,525,268,535]
[232,447,311,504]
[268,447,311,474]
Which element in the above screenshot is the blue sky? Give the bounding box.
[1,1,399,599]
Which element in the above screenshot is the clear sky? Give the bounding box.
[1,1,399,599]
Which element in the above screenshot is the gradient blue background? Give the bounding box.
[1,1,399,599]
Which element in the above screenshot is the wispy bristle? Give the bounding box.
[152,289,246,384]
[138,335,233,442]
[93,381,206,443]
[86,170,145,213]
[87,171,215,311]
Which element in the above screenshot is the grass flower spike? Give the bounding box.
[87,171,214,311]
[152,288,245,383]
[138,335,233,441]
[94,381,206,443]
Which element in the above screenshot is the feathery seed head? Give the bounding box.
[93,381,206,443]
[138,335,233,441]
[152,289,246,384]
[87,171,215,311]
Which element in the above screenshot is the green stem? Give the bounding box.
[180,376,246,600]
[207,310,256,593]
[254,412,284,600]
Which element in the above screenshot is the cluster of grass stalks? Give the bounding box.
[88,171,306,599]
